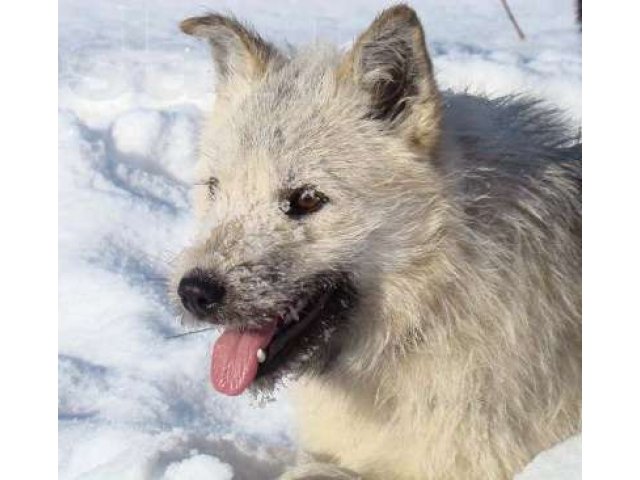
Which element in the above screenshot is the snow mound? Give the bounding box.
[112,109,165,158]
[162,455,233,480]
[110,108,198,182]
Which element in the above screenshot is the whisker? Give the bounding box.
[165,327,217,340]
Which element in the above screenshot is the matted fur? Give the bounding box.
[174,5,581,479]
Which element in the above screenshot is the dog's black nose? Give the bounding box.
[178,270,226,318]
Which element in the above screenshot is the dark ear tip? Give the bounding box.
[378,4,420,26]
[179,16,204,36]
[179,14,228,36]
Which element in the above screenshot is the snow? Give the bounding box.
[111,110,165,159]
[58,0,581,478]
[163,455,233,480]
[516,436,582,480]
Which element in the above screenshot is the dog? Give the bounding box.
[172,5,581,479]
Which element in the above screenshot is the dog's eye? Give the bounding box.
[283,185,328,216]
[204,177,218,199]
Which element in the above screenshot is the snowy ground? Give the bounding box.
[58,1,581,478]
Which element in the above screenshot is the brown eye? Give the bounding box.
[205,177,218,199]
[283,185,328,216]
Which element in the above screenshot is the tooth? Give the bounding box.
[257,349,266,363]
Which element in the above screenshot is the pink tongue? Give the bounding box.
[211,322,277,396]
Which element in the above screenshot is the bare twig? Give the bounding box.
[500,0,526,40]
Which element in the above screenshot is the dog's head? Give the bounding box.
[172,6,446,395]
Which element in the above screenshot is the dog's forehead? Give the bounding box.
[242,66,342,150]
[213,59,363,185]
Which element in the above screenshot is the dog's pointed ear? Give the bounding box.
[340,5,441,152]
[180,14,280,83]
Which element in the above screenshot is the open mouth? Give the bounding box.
[210,273,355,396]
